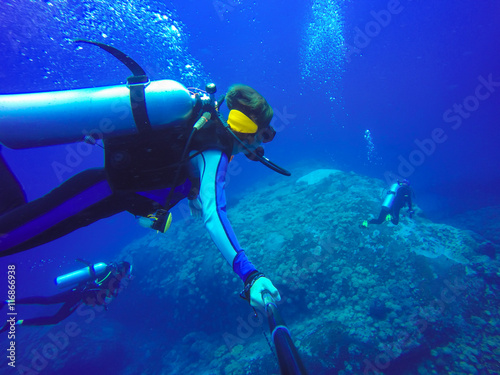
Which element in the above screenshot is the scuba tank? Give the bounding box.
[55,262,108,289]
[0,39,205,150]
[382,183,399,209]
[0,79,196,149]
[0,39,291,180]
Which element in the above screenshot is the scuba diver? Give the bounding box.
[0,261,131,334]
[0,41,283,310]
[363,179,414,226]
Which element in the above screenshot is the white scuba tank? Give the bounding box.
[55,262,108,289]
[382,183,399,209]
[0,79,196,149]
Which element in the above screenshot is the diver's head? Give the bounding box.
[226,84,276,145]
[400,179,410,186]
[115,261,132,279]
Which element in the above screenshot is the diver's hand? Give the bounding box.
[189,198,203,219]
[250,277,281,310]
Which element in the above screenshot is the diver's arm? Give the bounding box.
[400,186,413,213]
[192,149,281,308]
[193,150,257,282]
[407,191,413,210]
[406,190,414,218]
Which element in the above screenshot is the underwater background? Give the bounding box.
[0,0,499,374]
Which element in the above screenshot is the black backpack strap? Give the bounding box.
[128,78,152,134]
[74,39,152,133]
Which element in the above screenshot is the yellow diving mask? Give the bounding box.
[227,110,259,134]
[227,109,276,143]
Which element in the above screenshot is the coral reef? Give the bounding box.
[113,167,498,374]
[5,167,498,374]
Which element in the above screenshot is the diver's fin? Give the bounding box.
[74,39,147,81]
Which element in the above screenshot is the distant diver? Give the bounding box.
[0,261,131,334]
[0,41,284,310]
[363,179,414,226]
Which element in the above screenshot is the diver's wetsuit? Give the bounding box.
[0,289,83,331]
[190,150,255,278]
[369,184,413,225]
[0,148,27,214]
[0,167,189,254]
[0,270,125,332]
[0,125,257,283]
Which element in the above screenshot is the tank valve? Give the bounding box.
[206,83,217,107]
[206,83,216,94]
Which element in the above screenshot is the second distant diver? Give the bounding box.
[0,261,131,334]
[364,179,414,226]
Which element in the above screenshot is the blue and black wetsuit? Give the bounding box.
[0,268,125,332]
[0,147,27,214]
[0,120,257,283]
[190,150,256,280]
[369,184,413,225]
[0,288,83,332]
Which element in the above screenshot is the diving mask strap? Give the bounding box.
[227,110,259,134]
[215,111,291,176]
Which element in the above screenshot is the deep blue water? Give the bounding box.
[0,0,499,373]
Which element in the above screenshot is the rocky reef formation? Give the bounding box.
[445,205,500,246]
[5,167,497,374]
[116,167,499,374]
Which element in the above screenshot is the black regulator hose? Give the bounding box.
[214,111,291,176]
